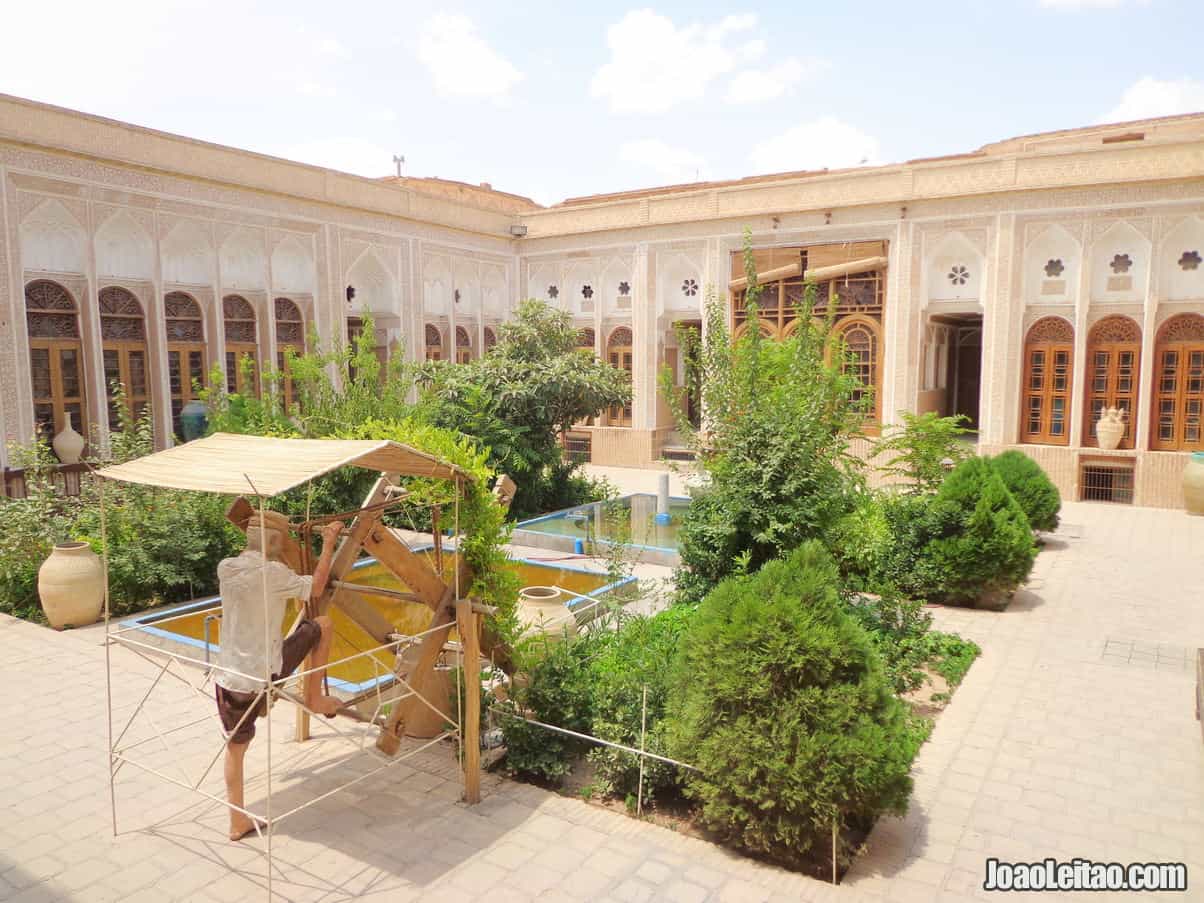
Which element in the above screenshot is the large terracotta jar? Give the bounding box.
[1185,452,1204,516]
[38,542,104,629]
[517,586,577,639]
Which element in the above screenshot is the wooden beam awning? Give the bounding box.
[728,255,887,291]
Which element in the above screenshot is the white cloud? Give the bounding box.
[619,139,708,184]
[1102,76,1204,122]
[749,118,881,173]
[270,137,396,179]
[591,10,760,114]
[417,14,523,100]
[725,58,824,104]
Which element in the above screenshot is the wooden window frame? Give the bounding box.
[26,280,88,447]
[1151,313,1204,451]
[165,292,207,440]
[1020,316,1074,446]
[274,298,305,412]
[223,295,260,396]
[424,323,443,361]
[606,327,633,427]
[833,314,883,426]
[99,287,150,431]
[1083,315,1141,450]
[455,325,473,364]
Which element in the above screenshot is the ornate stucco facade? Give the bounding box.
[3,93,1204,507]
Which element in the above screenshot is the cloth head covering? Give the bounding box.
[247,509,291,536]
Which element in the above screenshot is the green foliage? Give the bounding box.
[666,543,919,868]
[925,457,1037,604]
[827,491,892,591]
[923,632,981,688]
[873,411,972,493]
[586,606,692,799]
[875,493,964,601]
[420,300,630,519]
[989,450,1061,533]
[845,589,935,694]
[666,230,868,601]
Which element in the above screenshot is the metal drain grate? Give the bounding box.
[1101,638,1193,672]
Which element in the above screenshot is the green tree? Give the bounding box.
[666,542,920,868]
[873,411,972,493]
[989,450,1061,533]
[663,230,869,601]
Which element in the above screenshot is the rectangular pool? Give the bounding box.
[512,493,690,566]
[121,550,632,695]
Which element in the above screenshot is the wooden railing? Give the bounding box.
[2,463,91,499]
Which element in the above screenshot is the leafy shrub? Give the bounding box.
[674,490,744,603]
[827,492,891,591]
[923,632,981,688]
[926,457,1037,604]
[844,589,934,694]
[989,450,1061,533]
[874,493,963,601]
[587,606,692,799]
[873,411,971,493]
[666,542,919,868]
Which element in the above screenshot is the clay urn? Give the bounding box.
[52,413,86,464]
[1095,406,1126,451]
[38,541,104,629]
[516,585,577,639]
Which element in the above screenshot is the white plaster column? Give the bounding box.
[148,212,172,446]
[409,240,423,363]
[210,221,227,389]
[631,243,654,431]
[1136,218,1161,453]
[882,221,912,424]
[1069,223,1091,449]
[0,165,16,461]
[979,214,1016,446]
[81,200,106,451]
[263,228,278,392]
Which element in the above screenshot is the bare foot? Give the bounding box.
[312,695,341,717]
[229,816,265,841]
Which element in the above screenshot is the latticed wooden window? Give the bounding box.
[456,326,473,364]
[99,287,149,431]
[577,326,596,351]
[165,292,206,440]
[25,280,87,447]
[1151,313,1204,451]
[424,323,442,361]
[274,298,305,412]
[222,295,259,396]
[1021,317,1074,446]
[483,327,497,352]
[1083,315,1141,449]
[607,327,634,426]
[834,315,881,422]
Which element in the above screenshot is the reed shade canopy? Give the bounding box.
[94,432,471,496]
[728,255,888,292]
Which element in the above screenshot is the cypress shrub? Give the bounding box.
[989,450,1061,533]
[665,542,919,868]
[925,457,1037,604]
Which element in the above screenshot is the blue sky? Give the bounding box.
[1,1,1200,205]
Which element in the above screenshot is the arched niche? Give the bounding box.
[219,227,267,291]
[21,199,87,275]
[481,266,507,318]
[162,220,215,286]
[347,248,397,316]
[1023,224,1080,304]
[95,211,155,281]
[658,252,703,312]
[599,259,632,315]
[926,232,984,304]
[1090,221,1148,303]
[271,236,316,295]
[1159,217,1204,302]
[422,255,452,316]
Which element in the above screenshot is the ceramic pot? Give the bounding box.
[1096,415,1125,451]
[52,414,85,464]
[517,585,576,639]
[1184,452,1204,516]
[38,542,103,629]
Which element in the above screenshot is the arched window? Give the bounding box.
[1151,313,1204,451]
[1021,317,1074,446]
[222,295,259,396]
[1084,316,1141,449]
[607,327,633,427]
[98,287,149,432]
[25,280,86,448]
[274,298,305,411]
[483,326,497,352]
[734,319,778,341]
[165,291,206,440]
[425,324,443,361]
[456,325,473,364]
[834,315,881,422]
[577,326,596,351]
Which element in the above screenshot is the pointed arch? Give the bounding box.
[26,280,87,448]
[95,211,154,280]
[165,291,207,439]
[98,287,150,431]
[425,323,443,361]
[834,314,882,422]
[456,325,474,364]
[275,297,306,411]
[1151,313,1204,451]
[1020,316,1074,445]
[483,326,498,352]
[348,247,397,315]
[1083,315,1141,449]
[223,294,260,396]
[607,326,634,426]
[927,232,984,303]
[21,199,87,275]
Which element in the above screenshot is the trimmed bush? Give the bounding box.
[989,450,1061,533]
[925,457,1037,604]
[666,542,919,868]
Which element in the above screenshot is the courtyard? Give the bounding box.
[0,494,1200,903]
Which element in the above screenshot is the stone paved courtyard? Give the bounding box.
[1,498,1202,902]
